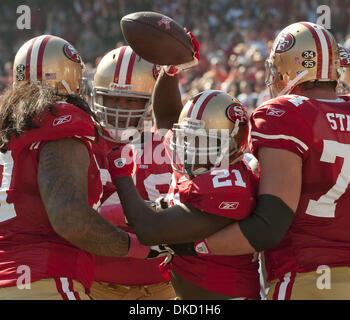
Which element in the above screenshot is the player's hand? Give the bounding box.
[154,197,169,212]
[107,144,136,180]
[147,244,175,259]
[163,28,200,77]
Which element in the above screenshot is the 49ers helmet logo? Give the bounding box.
[339,46,350,67]
[225,104,248,124]
[63,44,82,63]
[274,32,296,53]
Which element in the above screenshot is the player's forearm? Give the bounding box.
[114,176,159,244]
[168,222,255,257]
[152,68,183,130]
[38,138,130,257]
[51,203,130,257]
[206,222,256,255]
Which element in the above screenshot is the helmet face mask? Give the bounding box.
[93,89,151,141]
[170,90,248,178]
[92,46,157,142]
[171,119,232,176]
[265,59,279,98]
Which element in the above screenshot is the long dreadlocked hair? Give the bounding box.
[0,82,102,153]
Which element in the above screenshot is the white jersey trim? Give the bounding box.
[316,98,346,103]
[251,131,309,152]
[59,277,77,300]
[277,272,291,300]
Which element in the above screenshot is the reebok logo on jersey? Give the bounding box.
[114,158,126,168]
[266,108,285,117]
[53,115,72,126]
[219,202,239,210]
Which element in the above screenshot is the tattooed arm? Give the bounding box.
[37,137,129,257]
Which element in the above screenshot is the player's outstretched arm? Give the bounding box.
[151,28,200,130]
[38,138,130,257]
[152,68,183,130]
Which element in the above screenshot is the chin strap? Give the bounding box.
[277,70,309,97]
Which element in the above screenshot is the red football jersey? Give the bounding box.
[0,103,102,291]
[93,129,173,285]
[167,160,260,298]
[250,94,350,281]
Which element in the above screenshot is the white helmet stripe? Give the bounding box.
[29,35,47,83]
[118,46,134,85]
[313,26,330,79]
[190,90,219,119]
[301,22,332,79]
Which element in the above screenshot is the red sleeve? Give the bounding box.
[249,95,310,160]
[181,165,257,220]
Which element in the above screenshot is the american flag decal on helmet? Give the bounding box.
[45,73,57,80]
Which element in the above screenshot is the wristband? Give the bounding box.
[126,233,150,259]
[194,239,211,256]
[107,145,135,180]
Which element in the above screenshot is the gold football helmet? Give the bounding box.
[13,35,84,95]
[266,22,340,97]
[170,90,249,177]
[337,44,350,94]
[92,46,158,140]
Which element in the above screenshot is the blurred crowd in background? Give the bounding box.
[1,0,350,114]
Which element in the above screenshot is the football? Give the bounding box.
[120,11,194,66]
